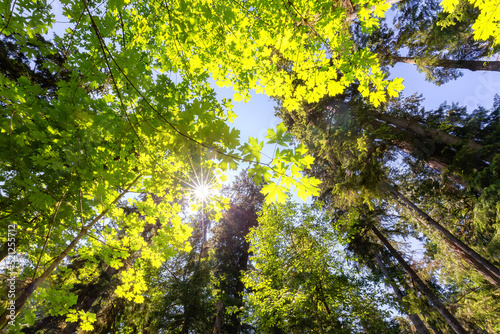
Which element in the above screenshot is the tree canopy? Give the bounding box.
[1,0,500,333]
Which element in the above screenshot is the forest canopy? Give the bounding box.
[0,0,499,333]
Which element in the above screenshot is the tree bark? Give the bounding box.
[33,218,158,333]
[374,113,486,160]
[0,242,7,264]
[21,261,125,334]
[61,263,129,334]
[374,252,431,334]
[390,186,500,287]
[213,300,224,334]
[369,116,466,184]
[0,175,141,330]
[365,112,492,188]
[371,226,468,334]
[393,263,445,334]
[390,55,500,73]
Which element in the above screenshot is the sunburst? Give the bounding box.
[175,145,226,262]
[177,145,222,207]
[193,183,211,202]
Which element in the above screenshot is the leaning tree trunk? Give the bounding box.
[370,112,493,187]
[389,55,500,73]
[391,261,446,334]
[371,226,468,334]
[22,260,128,334]
[369,116,468,186]
[374,113,487,160]
[366,112,491,188]
[59,221,158,333]
[390,186,500,287]
[0,175,141,330]
[374,252,431,334]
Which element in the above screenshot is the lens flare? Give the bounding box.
[193,183,211,202]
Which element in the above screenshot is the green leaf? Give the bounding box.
[261,182,288,204]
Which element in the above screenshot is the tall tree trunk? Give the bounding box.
[373,113,489,163]
[22,262,126,334]
[390,55,500,73]
[0,242,7,264]
[91,299,124,334]
[0,175,141,330]
[393,262,446,334]
[367,113,490,188]
[369,115,466,185]
[371,226,468,334]
[375,113,484,155]
[374,252,431,334]
[390,186,500,287]
[213,300,224,334]
[390,139,467,186]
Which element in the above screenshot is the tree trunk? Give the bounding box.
[390,55,500,73]
[0,175,141,330]
[90,299,124,334]
[374,252,431,334]
[374,113,486,161]
[367,113,490,188]
[29,219,158,333]
[213,300,224,334]
[371,226,468,334]
[390,186,500,287]
[22,261,124,334]
[0,242,7,264]
[393,263,446,334]
[371,116,465,184]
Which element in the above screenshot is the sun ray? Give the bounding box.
[183,143,200,184]
[177,150,219,205]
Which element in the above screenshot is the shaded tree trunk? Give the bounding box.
[22,262,126,334]
[390,186,500,287]
[60,260,132,334]
[369,113,491,187]
[390,55,500,73]
[0,242,7,264]
[91,299,124,334]
[332,101,487,187]
[374,252,431,334]
[374,113,485,159]
[393,263,446,334]
[213,300,224,334]
[371,226,468,334]
[370,115,468,185]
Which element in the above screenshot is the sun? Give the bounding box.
[175,144,225,208]
[193,183,211,202]
[183,163,220,205]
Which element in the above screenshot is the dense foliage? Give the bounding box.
[0,0,499,333]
